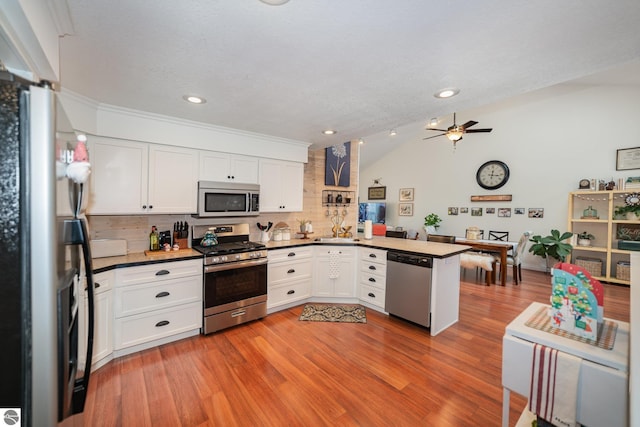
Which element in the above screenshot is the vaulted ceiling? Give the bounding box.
[59,1,640,158]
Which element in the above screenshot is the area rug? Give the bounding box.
[298,304,367,323]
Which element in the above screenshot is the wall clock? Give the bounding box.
[476,160,510,190]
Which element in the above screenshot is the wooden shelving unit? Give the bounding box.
[567,190,634,286]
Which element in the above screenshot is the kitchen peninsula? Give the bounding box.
[89,235,469,371]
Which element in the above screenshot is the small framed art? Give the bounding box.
[616,147,640,171]
[399,203,413,216]
[399,188,414,201]
[368,186,386,200]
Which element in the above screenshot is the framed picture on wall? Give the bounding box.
[399,188,414,201]
[368,186,386,200]
[498,208,512,217]
[448,207,458,215]
[616,147,640,171]
[471,207,483,216]
[325,141,351,186]
[528,208,544,218]
[399,203,413,216]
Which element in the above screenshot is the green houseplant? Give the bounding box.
[529,229,573,271]
[576,231,595,247]
[614,204,640,220]
[424,213,442,235]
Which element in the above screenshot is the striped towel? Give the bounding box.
[328,250,340,279]
[529,343,581,427]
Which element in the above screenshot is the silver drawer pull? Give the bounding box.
[288,252,296,257]
[287,268,296,274]
[368,277,376,283]
[287,290,295,295]
[231,310,246,318]
[369,253,377,258]
[155,291,170,298]
[155,320,170,327]
[368,265,376,270]
[368,292,376,298]
[155,269,170,276]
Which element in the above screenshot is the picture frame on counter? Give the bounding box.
[399,188,414,201]
[616,147,640,171]
[368,186,386,200]
[398,203,413,216]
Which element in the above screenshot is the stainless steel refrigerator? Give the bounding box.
[0,70,95,426]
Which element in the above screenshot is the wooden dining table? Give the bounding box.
[454,238,515,285]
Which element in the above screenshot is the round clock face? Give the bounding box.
[476,160,510,190]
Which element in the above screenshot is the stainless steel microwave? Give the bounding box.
[197,181,260,217]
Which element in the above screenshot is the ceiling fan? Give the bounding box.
[423,113,492,146]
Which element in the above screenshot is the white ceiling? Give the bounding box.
[59,0,640,160]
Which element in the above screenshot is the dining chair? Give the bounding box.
[426,234,456,243]
[488,230,509,241]
[497,231,531,285]
[465,228,484,239]
[385,230,408,239]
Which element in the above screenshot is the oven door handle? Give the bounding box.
[204,257,268,274]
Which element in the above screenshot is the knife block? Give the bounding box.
[173,232,188,250]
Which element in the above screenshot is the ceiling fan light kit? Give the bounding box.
[434,88,460,98]
[423,112,492,147]
[259,0,290,5]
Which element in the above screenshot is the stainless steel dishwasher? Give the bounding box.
[385,251,433,327]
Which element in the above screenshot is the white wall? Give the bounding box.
[360,83,640,271]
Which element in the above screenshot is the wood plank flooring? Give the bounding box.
[83,269,630,426]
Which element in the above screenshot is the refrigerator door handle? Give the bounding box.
[71,218,94,414]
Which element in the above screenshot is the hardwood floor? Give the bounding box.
[84,269,630,426]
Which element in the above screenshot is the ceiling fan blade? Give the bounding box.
[422,133,446,140]
[460,120,478,130]
[465,128,493,133]
[425,128,449,132]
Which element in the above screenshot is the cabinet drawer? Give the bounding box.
[359,271,386,289]
[360,261,386,277]
[114,301,201,350]
[268,259,312,285]
[359,283,385,308]
[85,270,114,296]
[268,280,312,308]
[114,275,202,318]
[360,248,387,264]
[116,259,201,286]
[268,247,313,262]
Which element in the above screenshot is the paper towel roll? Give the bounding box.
[364,220,373,239]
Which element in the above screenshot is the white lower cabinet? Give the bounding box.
[267,247,312,310]
[113,259,202,354]
[313,246,356,298]
[79,270,114,372]
[357,247,387,310]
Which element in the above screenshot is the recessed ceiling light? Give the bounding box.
[358,138,365,145]
[428,117,439,127]
[322,129,337,135]
[434,88,460,99]
[389,129,397,136]
[259,0,290,5]
[183,95,206,104]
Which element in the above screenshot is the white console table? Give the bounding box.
[502,302,629,427]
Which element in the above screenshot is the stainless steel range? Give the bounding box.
[191,223,267,334]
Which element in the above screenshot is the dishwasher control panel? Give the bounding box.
[387,252,433,268]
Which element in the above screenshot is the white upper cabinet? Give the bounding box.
[148,145,199,213]
[87,137,149,214]
[259,159,304,212]
[87,137,198,214]
[199,151,258,184]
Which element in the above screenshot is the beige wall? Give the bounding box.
[88,142,359,253]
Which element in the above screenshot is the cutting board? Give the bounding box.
[91,239,127,258]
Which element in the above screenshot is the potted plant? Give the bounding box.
[424,213,442,235]
[576,231,595,247]
[297,218,309,233]
[614,204,640,221]
[528,229,573,271]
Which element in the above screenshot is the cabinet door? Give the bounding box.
[78,271,114,370]
[280,161,303,212]
[87,137,148,214]
[148,144,199,213]
[313,247,355,297]
[259,159,303,212]
[199,152,259,184]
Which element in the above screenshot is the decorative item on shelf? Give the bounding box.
[614,193,640,220]
[581,205,599,219]
[297,218,309,233]
[335,194,343,204]
[625,176,640,189]
[616,223,640,241]
[577,231,595,247]
[578,179,591,189]
[616,261,631,281]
